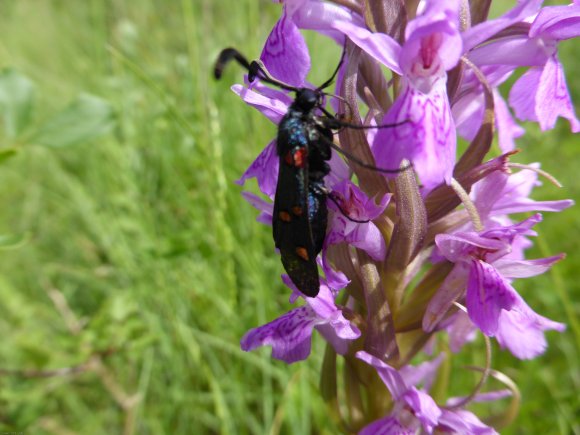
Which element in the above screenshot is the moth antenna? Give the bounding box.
[319,93,355,117]
[318,134,413,174]
[214,48,252,79]
[327,193,370,224]
[214,48,299,92]
[323,115,410,131]
[248,60,298,92]
[317,37,347,91]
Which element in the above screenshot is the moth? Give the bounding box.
[215,48,408,297]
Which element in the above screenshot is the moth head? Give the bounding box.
[295,88,321,112]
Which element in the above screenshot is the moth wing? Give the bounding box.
[273,145,320,297]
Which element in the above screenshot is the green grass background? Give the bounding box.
[0,1,577,434]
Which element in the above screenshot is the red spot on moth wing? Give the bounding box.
[279,211,292,222]
[295,247,309,261]
[293,147,307,168]
[291,206,303,216]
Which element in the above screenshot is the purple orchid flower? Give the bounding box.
[453,77,526,152]
[280,0,364,44]
[240,277,360,363]
[467,1,580,132]
[261,1,311,87]
[445,310,478,353]
[240,191,273,225]
[509,2,580,131]
[357,351,498,434]
[325,179,392,261]
[427,165,571,358]
[449,0,580,153]
[430,160,573,267]
[453,0,547,149]
[424,164,573,266]
[232,85,289,198]
[495,287,566,359]
[331,0,461,192]
[467,166,574,262]
[317,179,393,289]
[462,0,544,52]
[424,214,564,339]
[216,0,575,429]
[444,295,565,360]
[440,289,566,359]
[472,166,574,220]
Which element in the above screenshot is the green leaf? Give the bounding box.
[0,147,18,164]
[33,93,115,147]
[0,232,30,250]
[0,69,35,138]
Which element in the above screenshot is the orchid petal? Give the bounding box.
[359,416,414,435]
[293,1,364,34]
[494,89,525,152]
[466,259,518,336]
[372,79,456,192]
[326,149,351,188]
[311,286,361,354]
[331,20,402,74]
[462,0,543,51]
[262,14,310,88]
[530,4,580,40]
[347,223,386,261]
[494,254,564,278]
[240,307,318,363]
[447,389,512,406]
[325,181,390,260]
[399,354,445,391]
[320,250,351,290]
[481,213,542,242]
[447,311,477,353]
[231,84,289,124]
[435,233,505,262]
[495,197,574,215]
[467,37,548,67]
[438,409,498,434]
[509,66,542,121]
[241,191,273,225]
[241,273,360,363]
[316,324,350,355]
[356,351,408,399]
[453,90,485,142]
[317,318,360,355]
[535,54,580,131]
[423,263,469,332]
[235,139,279,198]
[496,293,566,359]
[402,387,442,432]
[474,169,574,217]
[509,55,580,132]
[400,0,462,74]
[330,180,391,221]
[280,0,309,18]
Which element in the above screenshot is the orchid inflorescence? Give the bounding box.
[224,0,577,433]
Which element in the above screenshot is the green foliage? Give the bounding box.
[0,69,35,138]
[0,1,578,434]
[0,69,114,148]
[32,94,115,148]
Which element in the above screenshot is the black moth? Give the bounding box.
[214,47,407,297]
